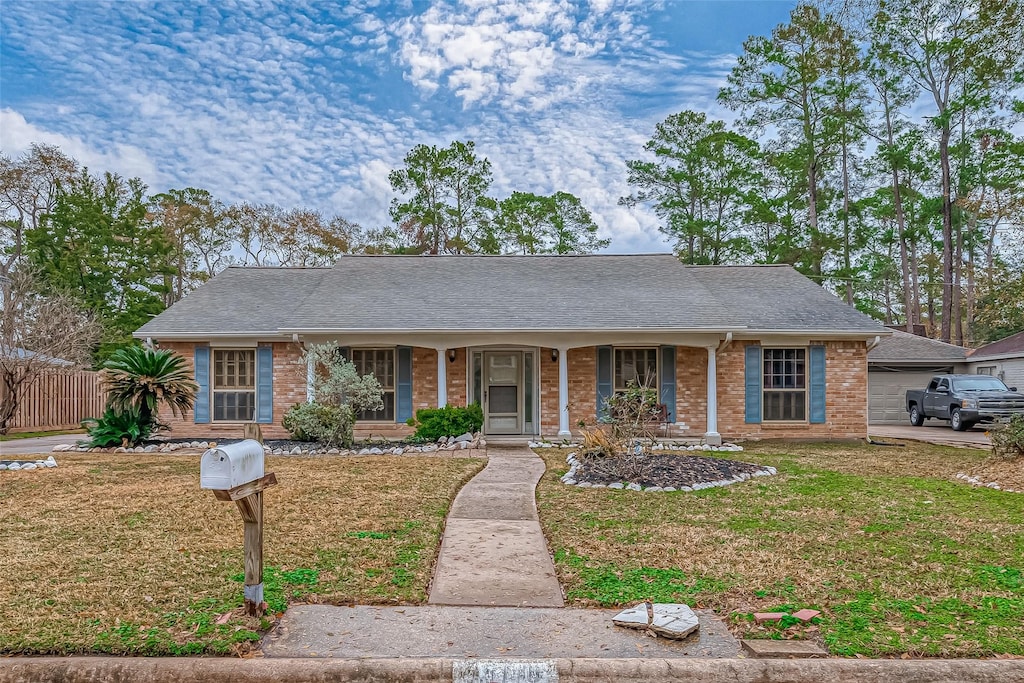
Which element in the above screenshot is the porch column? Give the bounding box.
[705,346,722,446]
[557,346,571,437]
[436,348,448,407]
[306,354,314,403]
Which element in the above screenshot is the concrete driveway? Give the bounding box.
[0,434,83,457]
[869,424,990,449]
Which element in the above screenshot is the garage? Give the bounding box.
[869,367,952,424]
[867,330,968,425]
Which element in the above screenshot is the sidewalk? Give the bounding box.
[427,443,563,607]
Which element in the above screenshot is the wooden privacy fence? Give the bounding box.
[1,369,105,433]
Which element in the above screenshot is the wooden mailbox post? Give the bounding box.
[200,439,277,617]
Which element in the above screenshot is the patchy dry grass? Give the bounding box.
[536,441,1024,657]
[0,453,482,655]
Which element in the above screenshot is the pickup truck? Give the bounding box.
[906,374,1024,431]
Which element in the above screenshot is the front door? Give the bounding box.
[484,351,521,435]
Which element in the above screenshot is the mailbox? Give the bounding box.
[200,440,265,490]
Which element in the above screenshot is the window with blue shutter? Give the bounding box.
[660,346,676,422]
[396,346,413,423]
[194,346,210,424]
[596,346,613,421]
[809,345,826,424]
[256,345,273,423]
[744,345,762,424]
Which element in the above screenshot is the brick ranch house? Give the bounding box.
[134,254,889,443]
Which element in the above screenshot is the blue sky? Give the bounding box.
[1,1,797,253]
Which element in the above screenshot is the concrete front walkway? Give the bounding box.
[428,443,564,607]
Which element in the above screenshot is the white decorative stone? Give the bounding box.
[454,432,473,443]
[369,447,384,455]
[21,463,37,470]
[0,464,7,470]
[645,486,663,492]
[608,482,624,489]
[612,603,700,640]
[358,448,371,455]
[328,448,340,454]
[663,486,676,492]
[626,483,642,491]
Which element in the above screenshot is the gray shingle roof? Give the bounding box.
[970,330,1024,360]
[868,329,968,363]
[135,254,886,337]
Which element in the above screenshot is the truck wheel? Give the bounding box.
[950,408,967,431]
[909,405,924,426]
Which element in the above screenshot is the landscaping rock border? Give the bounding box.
[955,471,1020,493]
[0,456,58,471]
[51,434,487,457]
[560,448,777,493]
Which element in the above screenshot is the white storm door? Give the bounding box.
[484,352,521,435]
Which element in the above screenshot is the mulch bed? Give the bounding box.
[574,453,770,489]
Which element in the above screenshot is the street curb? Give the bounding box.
[2,657,1023,682]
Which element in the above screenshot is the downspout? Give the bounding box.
[717,332,734,352]
[866,335,881,352]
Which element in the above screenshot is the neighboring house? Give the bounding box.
[867,329,969,425]
[133,254,888,443]
[969,331,1024,391]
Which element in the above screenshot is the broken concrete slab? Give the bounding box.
[612,603,700,640]
[741,639,827,658]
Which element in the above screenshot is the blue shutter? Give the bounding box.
[396,346,413,423]
[194,346,210,424]
[256,345,273,423]
[596,346,613,422]
[660,346,676,422]
[744,345,762,424]
[809,345,826,424]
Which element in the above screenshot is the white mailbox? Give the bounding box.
[200,440,265,490]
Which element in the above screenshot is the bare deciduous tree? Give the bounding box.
[0,269,101,434]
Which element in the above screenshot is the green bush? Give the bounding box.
[83,407,153,448]
[407,404,483,441]
[282,402,354,448]
[990,414,1024,460]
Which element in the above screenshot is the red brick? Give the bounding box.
[754,612,787,624]
[792,609,821,622]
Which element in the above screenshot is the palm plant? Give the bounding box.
[100,345,198,430]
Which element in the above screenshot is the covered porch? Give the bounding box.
[293,330,732,445]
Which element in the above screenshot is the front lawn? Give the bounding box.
[0,453,483,655]
[536,441,1024,657]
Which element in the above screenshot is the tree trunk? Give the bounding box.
[939,127,954,343]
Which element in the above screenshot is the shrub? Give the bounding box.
[407,404,483,441]
[84,407,153,448]
[100,345,197,431]
[990,414,1024,460]
[282,402,354,448]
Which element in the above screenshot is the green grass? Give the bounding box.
[0,453,483,655]
[536,441,1024,657]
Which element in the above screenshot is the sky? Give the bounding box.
[0,0,799,253]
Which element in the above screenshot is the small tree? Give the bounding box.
[283,342,384,447]
[0,269,100,434]
[577,378,661,481]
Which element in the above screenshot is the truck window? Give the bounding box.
[953,377,1008,391]
[927,379,938,392]
[936,379,949,392]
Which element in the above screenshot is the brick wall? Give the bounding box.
[155,341,304,440]
[675,346,708,437]
[156,339,867,442]
[717,340,867,440]
[446,347,468,407]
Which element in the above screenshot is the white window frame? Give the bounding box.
[976,366,996,376]
[350,347,396,422]
[212,348,256,423]
[762,347,808,423]
[613,347,659,392]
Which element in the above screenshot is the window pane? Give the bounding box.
[213,391,255,421]
[614,348,658,391]
[213,350,255,390]
[762,348,806,421]
[357,391,394,421]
